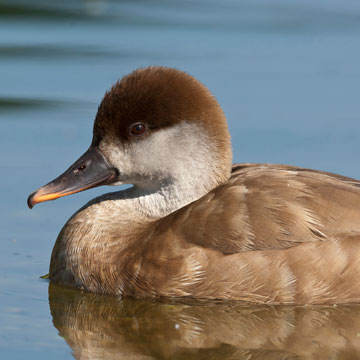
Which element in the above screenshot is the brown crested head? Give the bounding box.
[27,67,233,210]
[92,67,231,155]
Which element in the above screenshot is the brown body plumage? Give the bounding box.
[28,67,360,304]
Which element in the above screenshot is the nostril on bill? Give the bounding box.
[74,164,87,173]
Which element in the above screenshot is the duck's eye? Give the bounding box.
[130,123,146,136]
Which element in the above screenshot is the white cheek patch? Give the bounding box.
[103,123,213,182]
[99,122,224,216]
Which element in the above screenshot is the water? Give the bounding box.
[1,0,360,358]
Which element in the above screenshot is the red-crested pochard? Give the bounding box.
[28,67,360,304]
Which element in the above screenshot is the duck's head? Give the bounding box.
[28,67,232,212]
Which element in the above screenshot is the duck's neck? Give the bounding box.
[132,186,203,219]
[122,170,227,219]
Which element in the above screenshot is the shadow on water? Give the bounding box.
[49,283,360,360]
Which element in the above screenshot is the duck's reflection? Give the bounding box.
[49,283,360,359]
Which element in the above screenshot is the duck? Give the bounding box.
[28,66,360,304]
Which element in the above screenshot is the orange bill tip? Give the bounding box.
[27,187,91,209]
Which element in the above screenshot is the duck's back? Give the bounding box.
[166,163,360,253]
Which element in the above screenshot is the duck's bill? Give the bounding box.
[27,147,118,209]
